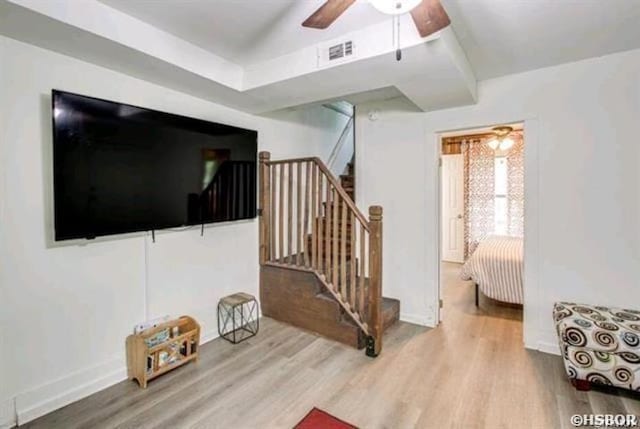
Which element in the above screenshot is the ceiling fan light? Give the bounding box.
[487,138,499,150]
[499,137,514,150]
[369,0,422,15]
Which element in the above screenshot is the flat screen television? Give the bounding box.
[52,90,258,241]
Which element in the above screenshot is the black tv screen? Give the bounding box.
[52,90,258,241]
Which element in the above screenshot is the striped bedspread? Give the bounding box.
[460,235,524,304]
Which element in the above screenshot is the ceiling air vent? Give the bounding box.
[318,40,355,68]
[329,41,353,61]
[344,41,353,56]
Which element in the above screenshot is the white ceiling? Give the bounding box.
[5,0,640,114]
[99,0,391,66]
[1,0,477,113]
[443,0,640,80]
[101,0,640,79]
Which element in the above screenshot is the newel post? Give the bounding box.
[367,205,383,357]
[259,151,271,265]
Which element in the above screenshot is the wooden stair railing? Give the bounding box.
[199,160,256,222]
[258,151,383,356]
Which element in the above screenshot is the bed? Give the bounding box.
[460,235,524,305]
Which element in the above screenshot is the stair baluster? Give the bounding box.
[259,152,270,265]
[258,152,384,355]
[325,182,332,279]
[304,161,311,267]
[296,162,302,266]
[367,205,383,357]
[287,162,293,264]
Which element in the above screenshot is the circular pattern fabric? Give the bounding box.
[575,319,592,329]
[575,306,595,314]
[554,302,640,391]
[622,332,640,348]
[594,351,612,363]
[565,327,588,347]
[554,304,573,321]
[571,350,593,368]
[586,373,613,386]
[595,321,619,331]
[619,352,640,364]
[593,330,618,350]
[613,312,640,321]
[614,366,634,384]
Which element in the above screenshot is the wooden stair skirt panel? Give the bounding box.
[260,265,400,349]
[258,152,396,356]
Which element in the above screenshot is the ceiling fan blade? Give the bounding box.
[410,0,451,38]
[302,0,356,29]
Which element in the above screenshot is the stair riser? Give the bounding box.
[261,265,365,348]
[261,264,400,349]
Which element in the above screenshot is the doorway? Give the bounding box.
[437,123,526,326]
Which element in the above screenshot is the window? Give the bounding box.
[494,157,508,235]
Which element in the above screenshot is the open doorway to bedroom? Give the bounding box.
[438,123,525,328]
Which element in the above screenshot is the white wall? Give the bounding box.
[0,34,13,429]
[328,117,354,178]
[0,35,347,426]
[355,99,431,326]
[356,48,640,349]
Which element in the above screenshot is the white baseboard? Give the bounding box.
[6,310,254,425]
[524,338,561,356]
[14,357,126,425]
[0,398,16,429]
[534,340,561,356]
[400,312,434,327]
[200,329,219,345]
[11,328,222,426]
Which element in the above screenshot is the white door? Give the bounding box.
[441,154,465,263]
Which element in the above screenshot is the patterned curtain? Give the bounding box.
[506,133,524,237]
[463,138,495,258]
[463,133,524,259]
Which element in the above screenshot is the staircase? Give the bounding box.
[305,158,354,263]
[340,159,355,200]
[258,152,399,356]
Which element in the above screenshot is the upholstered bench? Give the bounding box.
[553,302,640,392]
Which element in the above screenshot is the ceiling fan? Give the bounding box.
[302,0,451,39]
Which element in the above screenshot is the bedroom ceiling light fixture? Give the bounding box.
[487,126,515,151]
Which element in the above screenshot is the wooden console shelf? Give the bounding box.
[126,315,200,388]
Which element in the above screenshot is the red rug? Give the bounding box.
[294,408,358,429]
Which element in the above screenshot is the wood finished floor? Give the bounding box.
[25,262,640,428]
